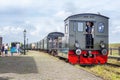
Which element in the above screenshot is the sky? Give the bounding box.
[0,0,120,44]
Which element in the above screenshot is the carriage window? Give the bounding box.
[65,24,68,33]
[73,22,76,31]
[78,22,83,31]
[98,23,105,33]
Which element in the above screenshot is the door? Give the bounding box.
[75,21,86,49]
[69,21,86,49]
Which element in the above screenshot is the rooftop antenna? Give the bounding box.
[97,12,101,15]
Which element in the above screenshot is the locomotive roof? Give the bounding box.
[64,13,109,21]
[47,32,64,38]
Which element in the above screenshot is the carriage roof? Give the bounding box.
[47,32,64,39]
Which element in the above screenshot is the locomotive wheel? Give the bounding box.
[51,51,54,56]
[65,59,68,63]
[52,50,58,56]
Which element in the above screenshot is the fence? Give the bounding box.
[109,47,120,61]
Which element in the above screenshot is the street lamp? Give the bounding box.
[23,29,26,55]
[27,38,28,52]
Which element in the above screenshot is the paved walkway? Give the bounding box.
[0,51,103,80]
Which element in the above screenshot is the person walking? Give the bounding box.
[1,44,5,57]
[16,43,20,55]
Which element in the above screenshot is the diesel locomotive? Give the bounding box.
[28,13,109,65]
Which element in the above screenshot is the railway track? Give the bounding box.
[108,56,120,61]
[106,63,120,67]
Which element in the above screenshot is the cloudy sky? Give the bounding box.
[0,0,120,44]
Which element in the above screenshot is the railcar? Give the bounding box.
[42,36,48,52]
[47,32,64,55]
[35,42,39,50]
[57,13,109,65]
[27,43,32,50]
[37,41,41,50]
[40,39,44,51]
[41,32,64,53]
[28,42,38,50]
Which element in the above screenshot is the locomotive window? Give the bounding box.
[78,22,83,31]
[73,22,77,31]
[65,24,68,33]
[98,23,105,33]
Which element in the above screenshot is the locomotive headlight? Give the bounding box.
[75,43,80,48]
[75,49,81,55]
[100,42,105,48]
[102,45,105,48]
[101,49,107,55]
[88,51,92,57]
[88,51,92,54]
[75,40,80,48]
[101,44,105,48]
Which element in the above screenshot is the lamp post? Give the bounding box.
[27,38,28,52]
[23,29,26,55]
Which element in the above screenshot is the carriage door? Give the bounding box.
[73,21,86,49]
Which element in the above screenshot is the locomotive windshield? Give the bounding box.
[78,22,83,31]
[73,22,83,32]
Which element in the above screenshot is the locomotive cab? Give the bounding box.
[60,13,109,65]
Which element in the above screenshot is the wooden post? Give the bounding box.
[110,48,112,55]
[118,47,120,56]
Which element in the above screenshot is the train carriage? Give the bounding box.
[40,39,44,50]
[37,41,41,50]
[41,32,64,53]
[43,37,48,51]
[58,13,109,65]
[28,43,32,50]
[47,32,64,55]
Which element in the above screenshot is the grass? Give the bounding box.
[76,59,120,80]
[109,43,120,48]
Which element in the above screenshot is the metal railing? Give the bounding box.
[108,47,120,61]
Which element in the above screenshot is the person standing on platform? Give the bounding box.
[4,43,9,56]
[16,43,20,55]
[1,44,5,57]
